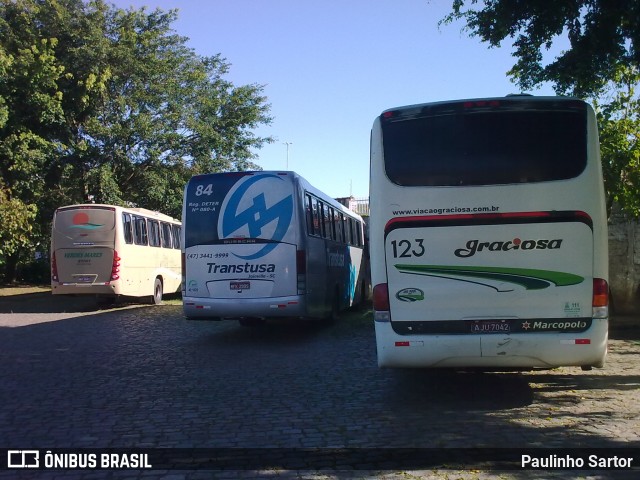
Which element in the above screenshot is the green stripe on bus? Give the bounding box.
[395,264,584,290]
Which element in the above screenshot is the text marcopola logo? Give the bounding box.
[219,174,293,260]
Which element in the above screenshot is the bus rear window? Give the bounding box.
[382,108,587,186]
[53,207,116,244]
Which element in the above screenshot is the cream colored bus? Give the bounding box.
[51,204,182,304]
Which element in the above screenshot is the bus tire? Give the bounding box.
[152,277,163,305]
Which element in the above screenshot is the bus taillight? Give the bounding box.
[593,278,609,319]
[296,250,306,295]
[111,251,121,281]
[51,252,58,282]
[373,283,390,322]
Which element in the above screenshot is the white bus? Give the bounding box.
[182,171,368,324]
[370,96,609,370]
[51,204,182,304]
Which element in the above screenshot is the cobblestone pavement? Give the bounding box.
[0,293,639,480]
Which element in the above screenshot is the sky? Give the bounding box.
[109,0,558,199]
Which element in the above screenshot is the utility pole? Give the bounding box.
[283,142,293,169]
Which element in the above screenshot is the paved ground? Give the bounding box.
[0,290,639,479]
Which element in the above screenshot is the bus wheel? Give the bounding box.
[152,277,163,305]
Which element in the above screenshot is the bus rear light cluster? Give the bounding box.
[373,283,390,322]
[111,251,121,281]
[592,278,609,319]
[51,252,59,282]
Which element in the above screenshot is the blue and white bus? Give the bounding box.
[182,171,369,324]
[370,96,609,370]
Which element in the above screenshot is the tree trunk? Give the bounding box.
[3,252,19,284]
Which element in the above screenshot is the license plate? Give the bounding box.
[470,320,510,333]
[75,276,93,284]
[230,281,250,291]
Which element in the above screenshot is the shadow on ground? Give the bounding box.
[0,289,181,313]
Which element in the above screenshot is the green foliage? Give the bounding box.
[443,0,640,218]
[596,66,640,217]
[443,0,640,98]
[0,183,37,258]
[0,0,272,280]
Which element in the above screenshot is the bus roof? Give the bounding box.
[55,204,180,224]
[380,95,587,117]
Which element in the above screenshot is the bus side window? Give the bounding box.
[311,197,320,237]
[122,213,133,244]
[305,194,315,235]
[322,203,331,239]
[349,218,358,246]
[172,225,181,249]
[133,216,148,245]
[328,207,336,240]
[317,201,326,238]
[356,220,363,247]
[161,222,172,248]
[343,215,351,245]
[346,218,352,246]
[148,219,161,247]
[334,210,343,243]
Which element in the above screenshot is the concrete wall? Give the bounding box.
[609,213,640,314]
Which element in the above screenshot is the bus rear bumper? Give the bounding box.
[51,283,117,296]
[374,319,609,369]
[183,295,307,319]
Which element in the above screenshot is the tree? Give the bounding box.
[443,0,640,217]
[443,0,640,98]
[72,6,273,214]
[597,65,640,217]
[0,182,37,281]
[0,1,68,281]
[0,0,272,282]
